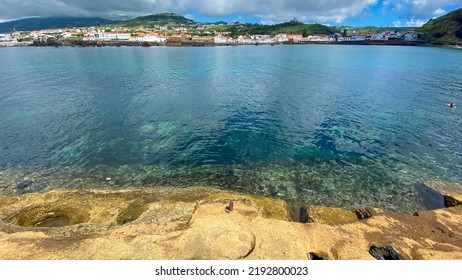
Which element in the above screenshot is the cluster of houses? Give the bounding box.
[80,29,419,44]
[0,32,22,45]
[1,26,419,46]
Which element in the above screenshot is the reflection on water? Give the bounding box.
[0,45,461,213]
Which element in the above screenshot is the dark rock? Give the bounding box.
[369,246,405,260]
[225,201,234,213]
[299,206,308,223]
[444,194,462,207]
[355,207,373,220]
[307,252,327,260]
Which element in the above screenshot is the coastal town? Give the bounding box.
[0,22,420,47]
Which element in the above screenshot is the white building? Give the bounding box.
[338,36,354,42]
[275,34,289,43]
[350,31,366,41]
[61,32,80,38]
[388,31,402,39]
[371,33,387,40]
[237,35,255,44]
[214,35,234,44]
[92,33,131,41]
[0,34,16,42]
[404,32,418,41]
[253,35,275,44]
[352,34,366,41]
[307,34,329,42]
[136,33,166,43]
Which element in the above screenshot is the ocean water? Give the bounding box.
[1,45,461,213]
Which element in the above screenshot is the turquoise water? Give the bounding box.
[1,45,461,212]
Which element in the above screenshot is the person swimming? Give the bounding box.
[449,103,456,108]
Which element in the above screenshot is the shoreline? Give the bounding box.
[2,163,461,215]
[0,186,461,260]
[0,39,452,48]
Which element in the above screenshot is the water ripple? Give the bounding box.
[1,46,462,212]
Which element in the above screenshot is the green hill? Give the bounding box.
[206,20,336,37]
[237,21,336,36]
[419,8,462,45]
[105,13,195,28]
[0,17,113,33]
[336,26,414,36]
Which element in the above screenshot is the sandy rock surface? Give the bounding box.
[0,187,461,260]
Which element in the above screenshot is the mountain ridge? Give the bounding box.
[0,17,114,33]
[105,13,195,27]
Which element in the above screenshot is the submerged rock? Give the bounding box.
[16,180,33,192]
[15,179,48,194]
[301,205,359,224]
[414,182,445,210]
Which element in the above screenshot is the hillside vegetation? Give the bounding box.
[419,8,462,45]
[235,21,336,36]
[105,13,195,28]
[0,17,113,33]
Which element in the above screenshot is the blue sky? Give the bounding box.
[1,0,461,26]
[185,0,462,27]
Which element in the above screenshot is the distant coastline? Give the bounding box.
[0,39,428,48]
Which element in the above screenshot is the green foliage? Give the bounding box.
[229,25,238,38]
[337,26,413,36]
[46,37,62,46]
[206,25,231,32]
[228,21,335,36]
[418,8,462,45]
[64,36,83,41]
[17,37,32,42]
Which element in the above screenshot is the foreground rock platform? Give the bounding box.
[0,187,461,260]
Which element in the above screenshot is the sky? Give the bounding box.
[0,0,461,27]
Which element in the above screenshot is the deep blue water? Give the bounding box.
[1,45,461,212]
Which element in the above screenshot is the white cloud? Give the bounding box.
[394,3,404,12]
[184,13,195,21]
[404,0,461,18]
[384,0,460,28]
[0,0,379,24]
[393,20,402,27]
[0,0,460,26]
[382,0,404,14]
[406,17,427,27]
[434,8,447,16]
[260,20,278,25]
